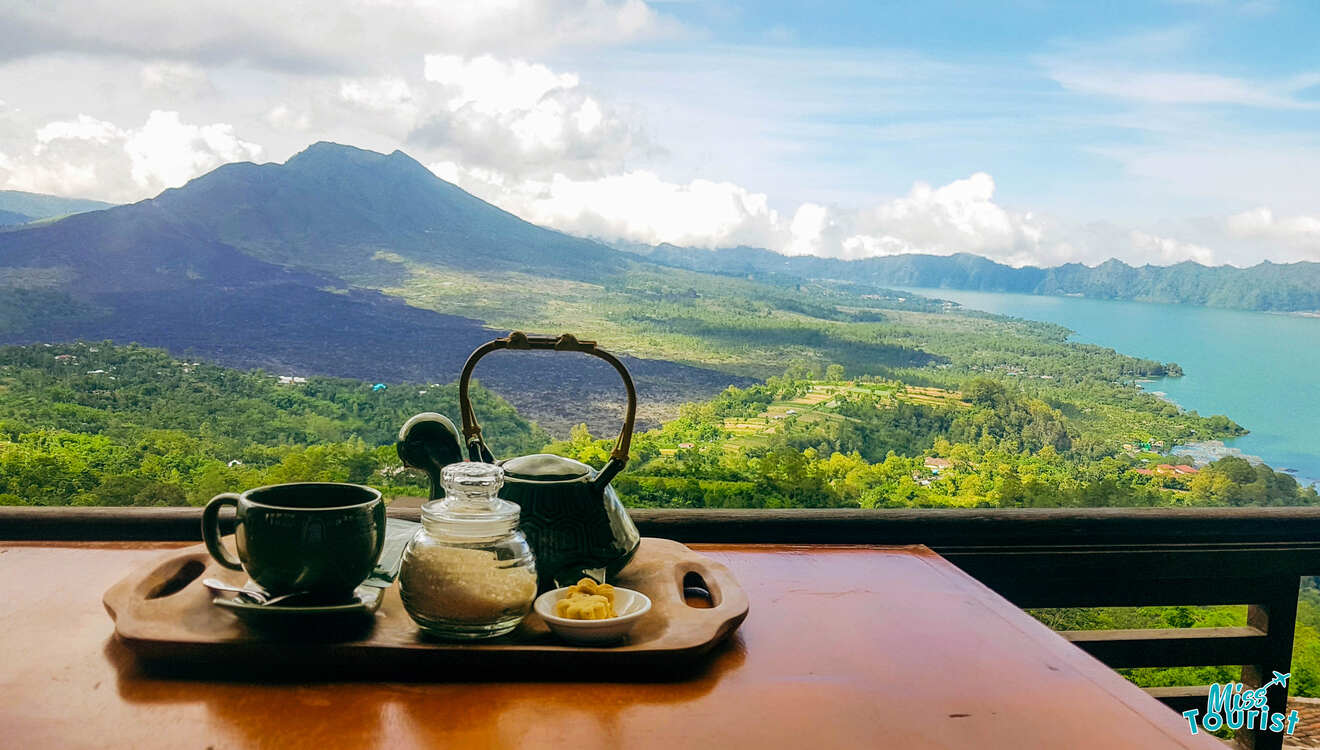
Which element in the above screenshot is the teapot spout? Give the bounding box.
[396,412,463,500]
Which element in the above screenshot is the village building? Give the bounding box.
[924,457,953,473]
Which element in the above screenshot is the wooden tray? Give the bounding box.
[103,537,749,679]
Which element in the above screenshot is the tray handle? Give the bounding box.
[668,557,749,621]
[104,549,211,623]
[458,332,636,487]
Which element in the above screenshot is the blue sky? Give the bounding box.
[0,0,1317,266]
[562,1,1320,215]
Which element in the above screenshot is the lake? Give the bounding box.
[903,288,1320,488]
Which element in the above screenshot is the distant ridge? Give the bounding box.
[0,208,29,226]
[638,245,1320,312]
[0,190,114,224]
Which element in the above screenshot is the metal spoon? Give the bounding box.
[201,578,310,606]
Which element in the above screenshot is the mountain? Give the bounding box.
[0,141,648,299]
[144,142,629,282]
[0,143,631,296]
[0,143,741,434]
[0,190,114,224]
[638,245,1320,312]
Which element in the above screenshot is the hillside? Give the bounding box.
[640,245,1320,312]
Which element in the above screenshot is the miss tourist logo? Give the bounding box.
[1182,671,1300,736]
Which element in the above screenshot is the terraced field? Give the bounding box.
[713,381,969,451]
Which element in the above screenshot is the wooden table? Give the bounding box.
[0,541,1221,749]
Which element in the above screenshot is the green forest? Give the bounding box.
[552,375,1314,510]
[3,341,1312,511]
[0,342,544,507]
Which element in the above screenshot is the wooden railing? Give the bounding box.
[6,505,1320,749]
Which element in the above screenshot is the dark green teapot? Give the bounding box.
[399,332,641,591]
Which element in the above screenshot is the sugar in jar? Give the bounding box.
[398,462,537,639]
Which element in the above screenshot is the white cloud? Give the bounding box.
[1227,207,1320,241]
[34,114,124,152]
[123,110,262,189]
[339,77,415,112]
[13,114,128,195]
[1128,229,1217,265]
[424,55,579,115]
[2,157,100,197]
[485,170,783,249]
[264,104,311,131]
[2,110,261,200]
[1040,24,1318,110]
[429,157,1253,269]
[339,77,419,128]
[1049,67,1320,109]
[787,203,829,256]
[140,62,211,96]
[1224,207,1320,260]
[1091,138,1320,218]
[0,1,680,71]
[409,55,650,179]
[427,160,461,184]
[860,173,1040,253]
[790,173,1048,265]
[430,162,1047,264]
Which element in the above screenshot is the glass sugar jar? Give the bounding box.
[398,462,537,639]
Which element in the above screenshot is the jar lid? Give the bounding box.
[422,462,521,537]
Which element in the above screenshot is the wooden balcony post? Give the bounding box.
[1238,580,1300,750]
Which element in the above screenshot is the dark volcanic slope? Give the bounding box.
[0,207,302,293]
[0,281,745,434]
[0,283,496,376]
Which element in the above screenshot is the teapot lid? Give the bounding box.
[501,453,593,482]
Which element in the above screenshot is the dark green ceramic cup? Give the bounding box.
[201,483,385,598]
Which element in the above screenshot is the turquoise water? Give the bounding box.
[903,288,1320,487]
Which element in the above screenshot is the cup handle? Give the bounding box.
[201,493,244,571]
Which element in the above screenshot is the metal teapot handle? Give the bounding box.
[458,332,636,488]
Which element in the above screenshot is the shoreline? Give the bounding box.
[1170,439,1320,490]
[1140,379,1318,489]
[907,286,1320,492]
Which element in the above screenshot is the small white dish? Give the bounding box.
[533,585,652,645]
